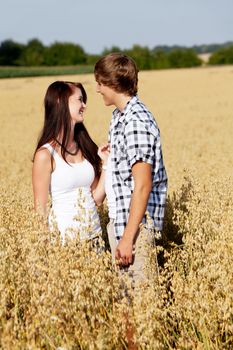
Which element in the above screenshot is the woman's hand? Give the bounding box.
[98,143,110,164]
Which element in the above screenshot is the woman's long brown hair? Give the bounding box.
[33,81,101,177]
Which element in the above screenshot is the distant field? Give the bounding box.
[0,66,233,349]
[0,65,94,78]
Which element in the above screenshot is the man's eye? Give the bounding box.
[79,97,84,102]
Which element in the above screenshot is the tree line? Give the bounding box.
[0,39,232,70]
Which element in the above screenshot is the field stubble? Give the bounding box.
[0,66,233,349]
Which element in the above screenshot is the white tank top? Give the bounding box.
[105,154,116,219]
[43,143,101,243]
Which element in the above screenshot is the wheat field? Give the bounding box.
[0,66,233,349]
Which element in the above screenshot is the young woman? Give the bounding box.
[32,81,108,244]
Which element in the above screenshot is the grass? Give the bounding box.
[0,65,94,78]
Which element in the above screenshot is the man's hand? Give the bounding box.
[115,235,134,266]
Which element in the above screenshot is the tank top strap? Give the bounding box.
[41,143,59,160]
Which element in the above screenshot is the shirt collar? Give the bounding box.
[112,95,138,126]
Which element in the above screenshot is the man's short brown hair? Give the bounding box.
[94,53,138,96]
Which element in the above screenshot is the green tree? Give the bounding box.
[19,39,45,66]
[168,49,202,68]
[151,50,170,69]
[44,42,87,66]
[0,39,25,65]
[86,54,101,65]
[124,45,153,70]
[102,46,122,55]
[209,45,233,65]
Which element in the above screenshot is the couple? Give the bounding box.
[32,53,168,283]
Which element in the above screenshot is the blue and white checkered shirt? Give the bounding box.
[109,95,168,240]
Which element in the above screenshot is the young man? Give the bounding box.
[95,53,167,282]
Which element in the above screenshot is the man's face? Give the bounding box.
[96,82,117,107]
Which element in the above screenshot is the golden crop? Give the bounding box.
[0,66,233,349]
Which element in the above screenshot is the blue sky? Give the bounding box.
[1,0,233,53]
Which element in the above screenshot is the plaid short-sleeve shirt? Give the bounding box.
[109,95,168,240]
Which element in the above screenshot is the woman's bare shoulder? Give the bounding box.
[34,147,51,164]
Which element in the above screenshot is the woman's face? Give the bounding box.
[68,87,86,124]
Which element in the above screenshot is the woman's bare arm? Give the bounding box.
[32,148,52,216]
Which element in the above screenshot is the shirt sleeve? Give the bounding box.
[124,119,159,168]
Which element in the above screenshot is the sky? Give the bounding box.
[1,0,233,54]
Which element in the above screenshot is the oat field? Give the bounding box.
[0,66,233,349]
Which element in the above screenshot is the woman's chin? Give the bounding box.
[75,117,84,124]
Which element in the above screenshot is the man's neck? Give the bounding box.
[114,94,133,112]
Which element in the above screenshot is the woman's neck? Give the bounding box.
[56,128,79,155]
[56,127,75,145]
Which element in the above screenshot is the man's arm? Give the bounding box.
[115,161,152,265]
